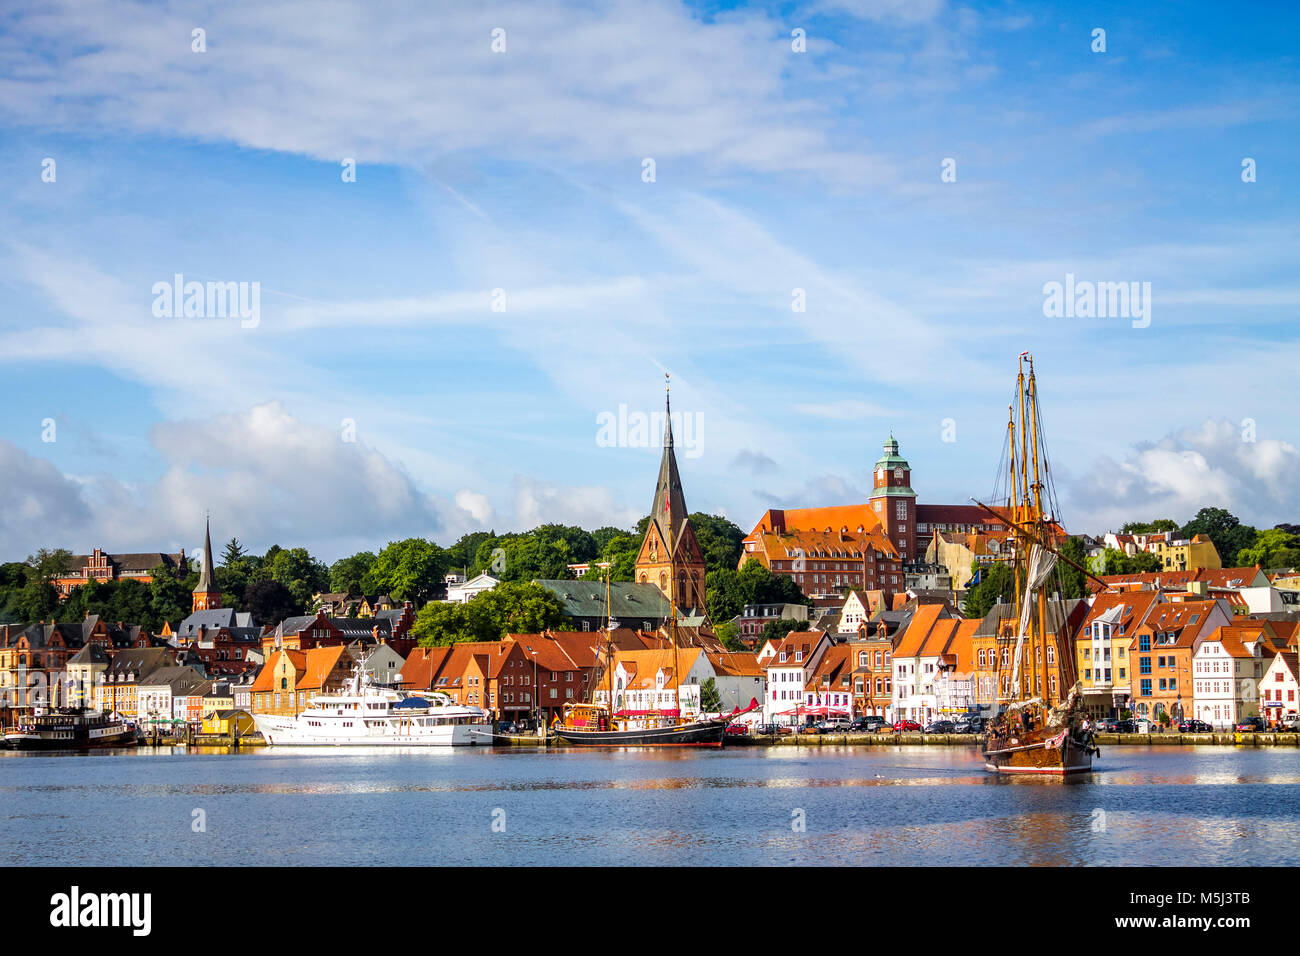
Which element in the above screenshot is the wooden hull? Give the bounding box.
[554,720,727,747]
[983,728,1094,775]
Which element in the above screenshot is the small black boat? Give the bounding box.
[4,708,137,751]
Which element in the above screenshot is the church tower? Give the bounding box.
[191,516,222,612]
[868,435,918,562]
[634,383,707,613]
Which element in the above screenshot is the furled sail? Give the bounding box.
[1008,543,1058,689]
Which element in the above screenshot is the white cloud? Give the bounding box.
[0,0,882,184]
[513,476,642,530]
[454,490,494,524]
[1068,419,1300,533]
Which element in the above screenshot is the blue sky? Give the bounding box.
[1,0,1298,563]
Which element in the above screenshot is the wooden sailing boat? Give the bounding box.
[553,379,753,747]
[977,353,1100,775]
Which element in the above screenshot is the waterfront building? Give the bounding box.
[250,646,353,716]
[846,637,893,720]
[891,605,978,724]
[1127,599,1233,723]
[94,647,176,716]
[136,666,208,727]
[802,644,856,719]
[1260,651,1300,727]
[762,630,831,724]
[1075,590,1161,719]
[1192,623,1270,728]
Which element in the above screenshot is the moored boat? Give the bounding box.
[4,708,137,751]
[975,353,1103,776]
[253,665,490,746]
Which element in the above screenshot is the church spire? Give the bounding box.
[191,514,222,613]
[650,375,687,550]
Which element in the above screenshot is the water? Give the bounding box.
[3,744,1298,866]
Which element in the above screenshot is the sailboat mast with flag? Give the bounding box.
[552,376,758,746]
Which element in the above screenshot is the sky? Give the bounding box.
[1,0,1298,564]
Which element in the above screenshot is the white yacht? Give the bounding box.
[253,666,490,746]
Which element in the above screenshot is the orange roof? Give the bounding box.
[765,631,826,668]
[708,650,765,677]
[893,603,946,659]
[250,649,305,693]
[299,645,348,691]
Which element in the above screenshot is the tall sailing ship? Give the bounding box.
[977,353,1101,776]
[553,379,755,747]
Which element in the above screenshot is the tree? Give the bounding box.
[1057,536,1088,601]
[149,563,196,628]
[16,549,72,622]
[330,552,376,594]
[688,513,745,575]
[412,582,567,646]
[700,677,723,712]
[1236,528,1300,569]
[758,617,801,646]
[364,539,446,604]
[1180,508,1258,568]
[1119,519,1179,534]
[963,561,1013,620]
[1094,548,1161,575]
[253,546,330,612]
[705,558,810,625]
[220,538,247,567]
[713,620,746,651]
[244,579,298,626]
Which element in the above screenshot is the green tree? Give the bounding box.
[713,620,746,651]
[149,563,196,628]
[253,546,329,613]
[412,582,568,646]
[1236,528,1300,569]
[758,617,801,646]
[1119,519,1179,534]
[330,551,376,594]
[17,548,72,621]
[1057,536,1088,601]
[688,513,745,575]
[364,539,446,604]
[1095,547,1161,575]
[706,558,810,625]
[244,579,298,625]
[700,677,723,712]
[1180,508,1258,568]
[963,561,1014,620]
[220,538,247,567]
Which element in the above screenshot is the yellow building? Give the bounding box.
[1147,534,1221,572]
[201,709,257,737]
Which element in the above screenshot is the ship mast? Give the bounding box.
[665,375,683,722]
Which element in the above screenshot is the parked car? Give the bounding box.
[725,723,749,737]
[924,720,956,734]
[1235,716,1266,732]
[892,719,922,732]
[1178,719,1212,733]
[755,723,791,736]
[1281,714,1300,732]
[815,718,852,733]
[953,716,984,734]
[850,715,889,732]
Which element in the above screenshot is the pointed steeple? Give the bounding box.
[196,516,215,593]
[191,514,222,613]
[649,377,688,553]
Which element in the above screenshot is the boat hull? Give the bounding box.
[554,720,727,747]
[983,728,1094,775]
[253,714,487,746]
[4,727,137,751]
